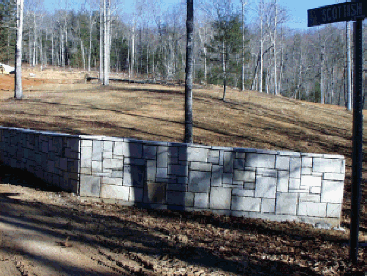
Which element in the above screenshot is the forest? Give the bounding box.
[0,0,366,107]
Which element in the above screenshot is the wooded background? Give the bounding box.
[0,0,366,107]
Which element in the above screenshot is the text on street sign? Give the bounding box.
[308,1,366,27]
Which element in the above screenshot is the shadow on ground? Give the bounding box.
[0,163,365,276]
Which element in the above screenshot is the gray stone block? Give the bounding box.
[157,167,168,178]
[169,164,188,176]
[146,160,156,181]
[187,147,209,162]
[255,177,276,198]
[256,168,277,177]
[299,194,320,202]
[194,193,209,208]
[313,158,344,173]
[290,157,301,178]
[157,146,169,167]
[310,186,321,194]
[190,162,211,172]
[222,173,233,184]
[244,183,256,190]
[103,141,113,152]
[245,153,275,168]
[80,175,101,197]
[67,160,79,173]
[210,187,231,210]
[111,170,123,178]
[235,152,246,159]
[233,170,255,182]
[231,196,261,212]
[177,177,189,184]
[298,202,327,217]
[129,187,143,202]
[145,182,167,203]
[125,143,143,158]
[103,151,112,159]
[321,180,344,203]
[124,158,145,166]
[81,140,92,147]
[82,146,92,159]
[276,193,298,215]
[80,167,92,175]
[327,203,342,218]
[67,138,80,151]
[101,184,129,201]
[232,189,255,197]
[178,146,188,161]
[188,171,211,192]
[302,157,313,168]
[301,168,312,175]
[123,165,145,187]
[143,145,157,159]
[113,141,124,156]
[92,140,103,161]
[233,158,246,170]
[103,159,124,170]
[208,150,220,164]
[101,177,123,185]
[277,171,289,192]
[261,198,276,213]
[167,183,187,191]
[92,161,102,173]
[289,178,301,190]
[301,175,322,188]
[276,156,290,170]
[211,165,223,186]
[223,152,234,172]
[167,191,194,206]
[323,173,345,181]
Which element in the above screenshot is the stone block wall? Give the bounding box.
[0,127,345,226]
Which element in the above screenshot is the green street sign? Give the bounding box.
[308,1,366,27]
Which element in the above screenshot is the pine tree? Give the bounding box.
[206,14,245,101]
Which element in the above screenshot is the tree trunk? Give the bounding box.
[14,0,24,99]
[51,32,55,66]
[222,40,227,101]
[241,0,247,91]
[99,2,104,82]
[273,0,278,95]
[184,0,194,144]
[88,13,93,72]
[259,0,264,93]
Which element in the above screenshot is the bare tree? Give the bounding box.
[14,0,24,99]
[185,0,194,143]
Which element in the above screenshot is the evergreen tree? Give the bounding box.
[0,0,16,63]
[206,14,246,101]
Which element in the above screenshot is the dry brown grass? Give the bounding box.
[0,71,365,229]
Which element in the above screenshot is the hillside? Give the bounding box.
[0,72,365,229]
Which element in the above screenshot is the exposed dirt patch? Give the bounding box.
[0,70,366,275]
[0,74,51,91]
[0,164,365,276]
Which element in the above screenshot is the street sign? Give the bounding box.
[308,1,366,27]
[308,0,365,265]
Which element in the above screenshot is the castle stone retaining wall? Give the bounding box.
[0,127,345,226]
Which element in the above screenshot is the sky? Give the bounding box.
[41,0,352,30]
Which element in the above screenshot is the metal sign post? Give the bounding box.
[350,15,363,265]
[308,0,365,264]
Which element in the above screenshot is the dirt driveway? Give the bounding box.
[0,164,365,276]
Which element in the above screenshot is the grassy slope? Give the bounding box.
[0,74,365,228]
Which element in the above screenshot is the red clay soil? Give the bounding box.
[0,75,48,91]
